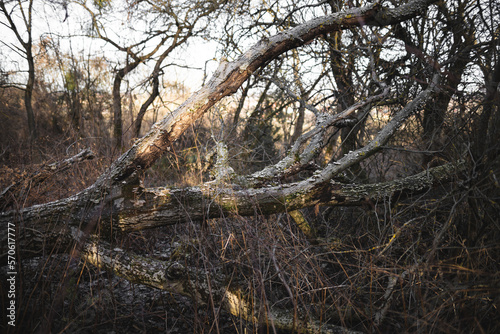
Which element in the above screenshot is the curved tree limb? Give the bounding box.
[0,0,439,239]
[0,6,448,327]
[1,160,465,261]
[75,230,364,334]
[87,0,439,190]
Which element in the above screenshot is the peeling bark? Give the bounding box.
[1,160,465,261]
[0,0,439,238]
[87,0,438,189]
[76,232,363,334]
[0,1,447,331]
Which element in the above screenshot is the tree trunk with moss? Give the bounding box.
[1,1,449,332]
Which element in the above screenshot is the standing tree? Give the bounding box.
[78,0,229,147]
[0,0,37,140]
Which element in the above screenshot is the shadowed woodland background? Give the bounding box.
[1,0,499,333]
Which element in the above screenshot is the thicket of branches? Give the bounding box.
[1,0,499,333]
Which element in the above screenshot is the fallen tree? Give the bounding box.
[2,0,472,332]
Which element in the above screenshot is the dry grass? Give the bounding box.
[1,105,499,334]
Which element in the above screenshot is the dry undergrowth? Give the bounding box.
[1,130,499,334]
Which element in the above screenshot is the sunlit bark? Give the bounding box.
[1,1,448,331]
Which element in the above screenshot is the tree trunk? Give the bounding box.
[112,68,125,149]
[113,62,142,149]
[0,0,37,140]
[1,159,462,261]
[1,1,445,331]
[1,0,442,250]
[25,44,37,140]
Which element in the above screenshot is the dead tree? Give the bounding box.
[2,1,461,332]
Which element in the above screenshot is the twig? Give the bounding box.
[0,148,95,208]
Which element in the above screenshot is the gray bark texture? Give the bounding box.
[1,1,451,332]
